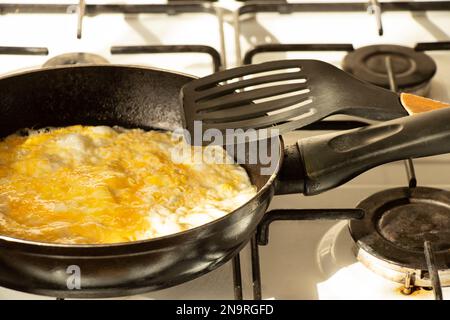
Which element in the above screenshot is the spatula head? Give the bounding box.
[181,60,315,145]
[180,59,403,146]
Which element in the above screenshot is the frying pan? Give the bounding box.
[0,65,450,298]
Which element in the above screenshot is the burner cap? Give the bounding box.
[342,45,436,91]
[43,53,109,67]
[350,187,450,272]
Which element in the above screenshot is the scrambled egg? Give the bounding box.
[0,125,256,244]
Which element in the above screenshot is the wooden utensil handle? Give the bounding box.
[400,93,450,115]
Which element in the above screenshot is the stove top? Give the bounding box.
[0,0,450,300]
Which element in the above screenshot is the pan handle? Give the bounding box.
[277,107,450,196]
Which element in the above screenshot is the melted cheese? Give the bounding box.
[0,125,256,244]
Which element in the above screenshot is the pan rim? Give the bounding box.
[0,64,284,250]
[0,63,197,82]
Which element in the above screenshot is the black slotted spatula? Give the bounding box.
[180,59,449,145]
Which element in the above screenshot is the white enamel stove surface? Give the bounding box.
[0,0,225,77]
[0,0,450,300]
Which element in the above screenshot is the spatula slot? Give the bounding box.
[204,102,316,129]
[267,98,313,117]
[239,67,300,80]
[195,83,308,113]
[202,94,313,123]
[252,88,310,105]
[245,78,306,92]
[193,66,301,92]
[194,72,306,104]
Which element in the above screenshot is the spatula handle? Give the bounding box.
[400,93,450,115]
[291,107,450,195]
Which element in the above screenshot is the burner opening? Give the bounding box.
[376,198,450,252]
[342,45,436,94]
[63,59,79,65]
[364,52,414,77]
[350,187,450,281]
[43,52,109,67]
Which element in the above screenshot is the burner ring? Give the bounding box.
[350,187,450,271]
[342,45,436,91]
[43,52,109,67]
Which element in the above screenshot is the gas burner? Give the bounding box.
[42,52,109,67]
[349,187,450,288]
[342,45,436,95]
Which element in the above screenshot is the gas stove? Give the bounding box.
[0,0,450,300]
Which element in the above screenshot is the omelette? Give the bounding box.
[0,125,256,244]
